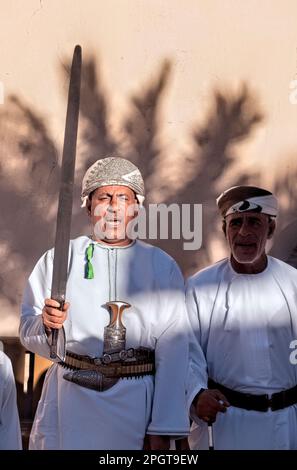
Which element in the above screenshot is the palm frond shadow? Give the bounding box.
[0,54,268,326]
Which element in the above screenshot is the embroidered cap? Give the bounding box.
[81,156,145,207]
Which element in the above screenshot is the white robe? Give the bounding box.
[20,236,197,450]
[0,352,22,449]
[186,256,297,450]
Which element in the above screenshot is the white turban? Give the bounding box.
[216,185,278,218]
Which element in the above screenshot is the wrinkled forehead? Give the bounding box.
[92,184,136,197]
[226,211,269,223]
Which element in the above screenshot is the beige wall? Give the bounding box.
[1,0,297,335]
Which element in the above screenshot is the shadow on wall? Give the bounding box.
[270,160,297,267]
[156,85,263,276]
[0,95,59,334]
[2,49,295,335]
[63,57,265,276]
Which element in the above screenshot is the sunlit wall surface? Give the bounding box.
[1,0,297,334]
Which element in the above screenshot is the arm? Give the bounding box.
[0,353,22,450]
[185,280,209,412]
[185,280,229,423]
[146,262,192,443]
[19,250,66,361]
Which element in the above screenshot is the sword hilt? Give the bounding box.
[50,299,65,359]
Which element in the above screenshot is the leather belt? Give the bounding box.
[59,348,155,378]
[208,379,297,412]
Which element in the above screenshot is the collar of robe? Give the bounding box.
[84,239,136,279]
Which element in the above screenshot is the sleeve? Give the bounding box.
[185,279,209,423]
[19,250,66,361]
[0,353,22,450]
[146,261,206,437]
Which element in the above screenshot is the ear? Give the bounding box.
[133,202,140,216]
[86,199,92,216]
[267,219,276,239]
[222,219,227,238]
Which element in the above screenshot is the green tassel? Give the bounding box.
[85,243,94,279]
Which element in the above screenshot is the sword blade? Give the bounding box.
[50,45,82,358]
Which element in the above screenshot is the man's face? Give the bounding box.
[88,185,138,246]
[225,212,274,266]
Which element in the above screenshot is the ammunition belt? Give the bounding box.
[59,348,155,379]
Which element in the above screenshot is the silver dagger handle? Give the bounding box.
[103,301,131,355]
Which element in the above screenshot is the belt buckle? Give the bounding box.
[265,393,282,412]
[266,394,273,411]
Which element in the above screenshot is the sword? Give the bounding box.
[50,45,82,359]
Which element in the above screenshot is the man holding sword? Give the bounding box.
[20,156,206,449]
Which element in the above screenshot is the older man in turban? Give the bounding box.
[20,156,205,450]
[187,185,297,449]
